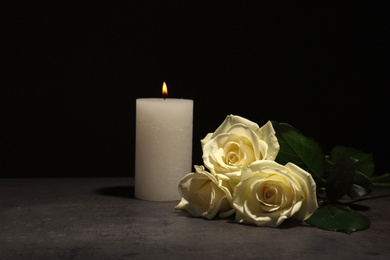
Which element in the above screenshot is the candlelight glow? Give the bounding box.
[162,82,168,97]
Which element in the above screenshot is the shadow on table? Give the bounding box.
[176,210,306,229]
[94,186,135,199]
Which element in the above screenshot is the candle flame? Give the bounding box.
[162,82,168,97]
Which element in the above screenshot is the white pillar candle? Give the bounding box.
[135,97,193,201]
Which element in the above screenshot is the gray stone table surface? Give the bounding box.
[1,178,390,260]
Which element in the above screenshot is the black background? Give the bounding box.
[2,1,389,177]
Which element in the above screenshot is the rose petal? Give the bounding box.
[233,160,318,227]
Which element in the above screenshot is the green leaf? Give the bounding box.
[331,146,375,177]
[370,173,390,188]
[326,156,355,202]
[305,204,370,234]
[370,173,390,183]
[348,171,374,198]
[272,121,326,179]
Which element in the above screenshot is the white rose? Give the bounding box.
[201,115,279,180]
[175,165,235,219]
[233,160,318,227]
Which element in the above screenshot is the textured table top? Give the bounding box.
[1,178,390,260]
